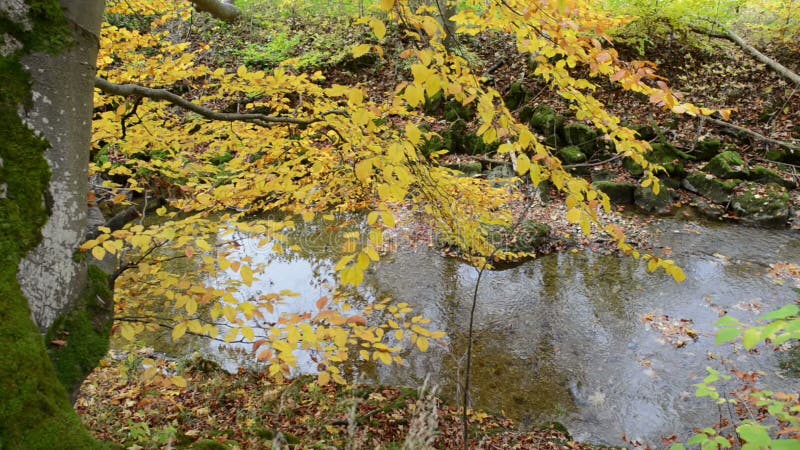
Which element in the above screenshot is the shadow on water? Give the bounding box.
[122,217,800,446]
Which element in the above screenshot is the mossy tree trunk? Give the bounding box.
[0,1,108,448]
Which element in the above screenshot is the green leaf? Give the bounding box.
[742,328,762,350]
[715,315,740,327]
[669,445,687,450]
[771,439,800,450]
[737,423,771,447]
[760,304,799,321]
[688,434,708,445]
[715,327,740,345]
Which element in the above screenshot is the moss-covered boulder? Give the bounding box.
[623,157,645,177]
[488,220,551,253]
[703,150,749,179]
[634,186,675,213]
[423,91,444,115]
[503,81,529,110]
[443,119,468,153]
[648,143,691,177]
[444,99,475,122]
[529,105,564,136]
[420,134,445,156]
[624,143,691,178]
[592,181,636,205]
[562,123,597,153]
[630,123,656,141]
[557,146,587,165]
[518,105,536,124]
[682,172,743,205]
[764,147,800,165]
[748,166,796,189]
[731,182,790,227]
[693,139,725,161]
[444,161,482,175]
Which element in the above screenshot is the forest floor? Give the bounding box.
[78,5,800,449]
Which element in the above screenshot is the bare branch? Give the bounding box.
[691,24,800,86]
[188,0,241,22]
[94,77,331,127]
[704,116,800,152]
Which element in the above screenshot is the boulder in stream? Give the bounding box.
[682,172,743,205]
[731,182,790,227]
[592,181,636,205]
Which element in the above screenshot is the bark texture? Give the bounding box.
[0,0,106,448]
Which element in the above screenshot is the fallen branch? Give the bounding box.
[704,116,800,152]
[188,0,240,22]
[690,24,800,86]
[95,77,343,127]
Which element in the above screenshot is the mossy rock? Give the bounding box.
[445,161,482,175]
[518,105,536,124]
[529,105,564,136]
[624,143,691,178]
[592,181,636,205]
[562,123,597,153]
[765,146,800,166]
[503,81,529,110]
[188,439,229,450]
[420,134,445,157]
[703,150,749,179]
[682,172,742,205]
[557,146,587,165]
[634,185,675,214]
[424,91,445,115]
[630,123,656,141]
[623,157,644,177]
[444,100,475,122]
[693,139,725,161]
[442,119,468,153]
[647,143,692,178]
[731,182,790,227]
[748,166,796,189]
[487,164,515,180]
[488,220,551,253]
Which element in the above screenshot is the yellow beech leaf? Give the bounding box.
[380,0,395,12]
[405,123,422,145]
[172,322,187,341]
[404,85,423,107]
[370,19,386,40]
[566,208,582,224]
[241,265,254,286]
[517,153,531,175]
[416,336,430,352]
[318,371,331,386]
[352,44,372,58]
[241,327,255,342]
[355,160,372,182]
[171,376,187,388]
[91,246,106,260]
[120,323,135,341]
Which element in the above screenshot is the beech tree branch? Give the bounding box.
[188,0,241,22]
[94,77,333,127]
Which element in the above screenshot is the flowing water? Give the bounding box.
[128,217,800,446]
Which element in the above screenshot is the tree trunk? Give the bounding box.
[0,0,108,447]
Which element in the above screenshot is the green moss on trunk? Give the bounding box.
[0,1,105,448]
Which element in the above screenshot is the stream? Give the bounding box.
[125,217,800,446]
